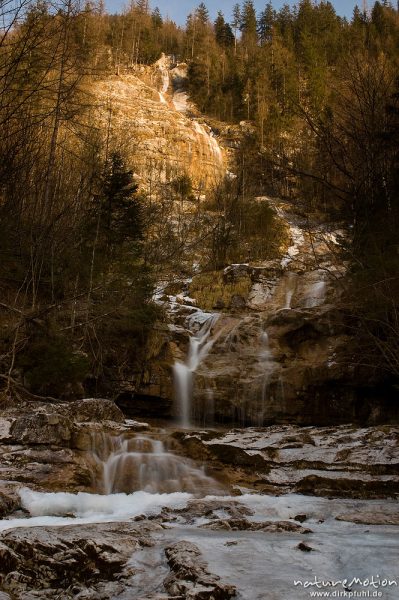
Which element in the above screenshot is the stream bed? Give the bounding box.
[0,416,398,599]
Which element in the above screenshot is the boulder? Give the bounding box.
[0,521,162,597]
[67,399,124,423]
[0,418,14,442]
[164,541,236,599]
[10,413,72,446]
[0,490,19,518]
[202,518,311,534]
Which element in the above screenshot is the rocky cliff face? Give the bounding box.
[85,56,396,427]
[132,200,398,426]
[91,55,226,190]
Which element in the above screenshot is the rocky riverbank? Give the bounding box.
[0,400,398,598]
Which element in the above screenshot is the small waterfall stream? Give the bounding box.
[173,314,219,428]
[88,431,222,495]
[259,330,275,423]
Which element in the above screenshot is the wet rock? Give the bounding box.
[0,444,95,492]
[223,264,252,284]
[204,443,267,470]
[167,499,252,524]
[295,475,399,499]
[92,73,226,191]
[229,295,247,310]
[202,518,311,534]
[164,541,236,599]
[335,512,399,526]
[0,418,14,441]
[0,521,162,598]
[179,425,399,499]
[294,514,307,523]
[297,542,313,552]
[0,542,19,571]
[0,490,19,518]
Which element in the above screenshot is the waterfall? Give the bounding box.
[87,432,222,495]
[304,280,327,308]
[173,314,219,428]
[258,330,276,425]
[282,272,298,310]
[192,121,224,169]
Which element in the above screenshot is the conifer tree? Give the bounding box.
[240,0,258,45]
[232,3,241,54]
[258,2,275,45]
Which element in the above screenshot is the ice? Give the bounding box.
[0,488,192,532]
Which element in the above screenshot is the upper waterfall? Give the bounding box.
[91,56,226,191]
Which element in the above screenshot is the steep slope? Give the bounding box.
[91,56,226,190]
[127,199,398,427]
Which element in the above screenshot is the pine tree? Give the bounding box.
[98,152,142,252]
[151,7,163,28]
[196,2,209,25]
[232,3,241,54]
[215,11,234,47]
[241,0,258,44]
[258,2,275,45]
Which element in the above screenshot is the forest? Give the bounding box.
[0,0,398,403]
[1,3,399,597]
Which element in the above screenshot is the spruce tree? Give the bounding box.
[258,2,275,45]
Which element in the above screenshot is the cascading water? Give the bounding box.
[257,330,276,425]
[85,431,222,495]
[0,431,224,532]
[283,272,298,309]
[304,279,327,308]
[173,313,219,428]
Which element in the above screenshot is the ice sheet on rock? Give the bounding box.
[281,225,305,268]
[0,488,192,531]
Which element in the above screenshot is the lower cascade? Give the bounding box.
[0,431,223,532]
[92,433,221,495]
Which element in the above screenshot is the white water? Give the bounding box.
[1,452,398,600]
[281,224,305,269]
[85,432,221,495]
[283,272,298,309]
[173,313,219,428]
[99,434,220,495]
[304,280,327,308]
[173,90,189,112]
[155,53,170,94]
[193,121,224,167]
[3,487,399,600]
[158,91,167,104]
[0,488,191,532]
[259,330,275,423]
[173,494,399,600]
[0,431,223,531]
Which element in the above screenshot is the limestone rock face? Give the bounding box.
[164,541,236,599]
[5,400,124,448]
[178,424,399,498]
[139,199,398,426]
[10,413,72,446]
[0,399,128,498]
[0,521,162,599]
[67,398,125,424]
[91,66,226,190]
